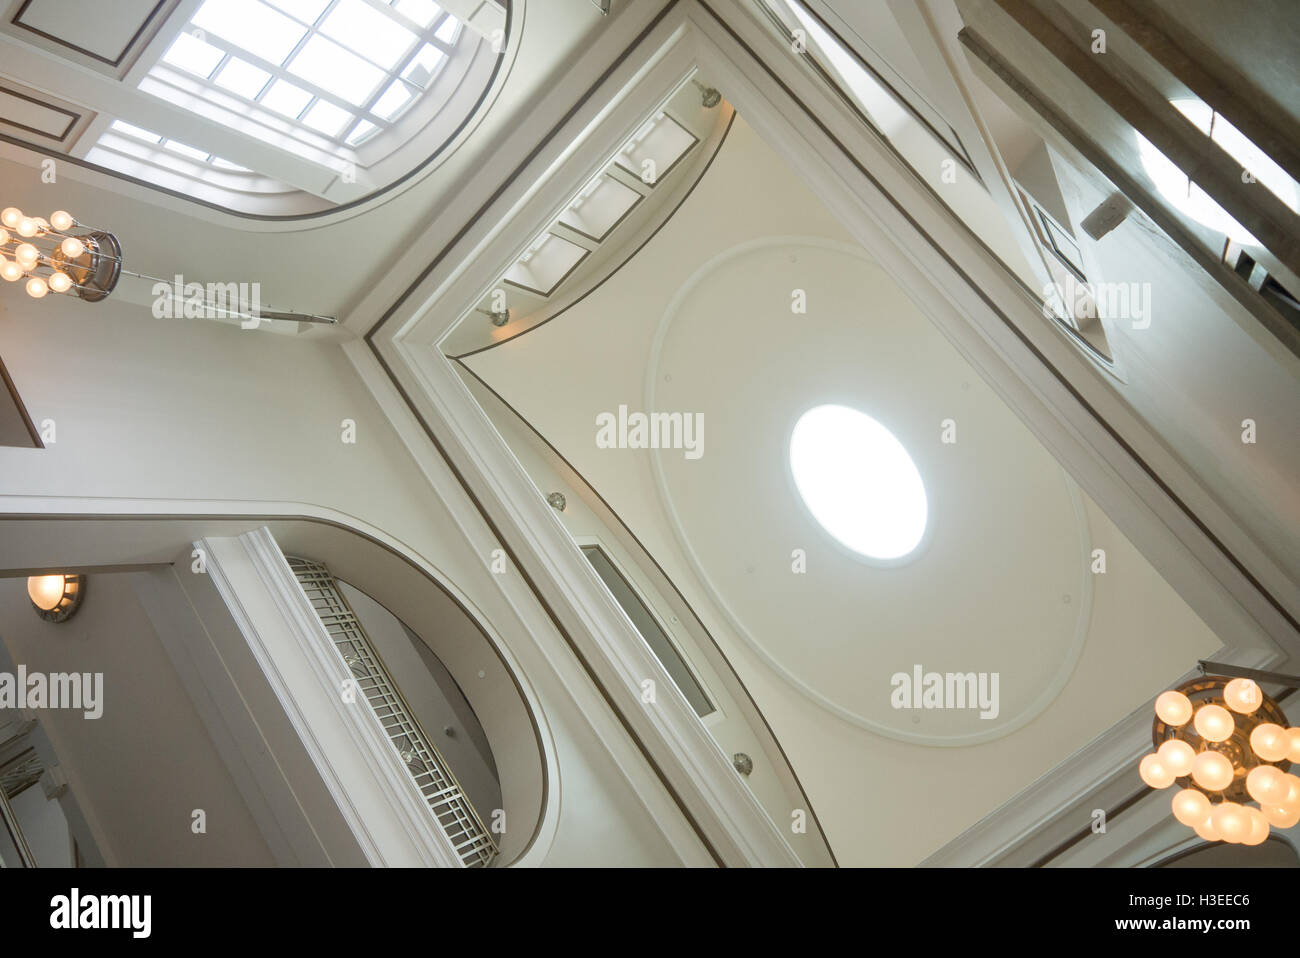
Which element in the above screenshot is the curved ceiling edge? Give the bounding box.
[0,498,560,866]
[0,4,518,227]
[643,235,1096,747]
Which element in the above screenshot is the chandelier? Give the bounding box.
[1140,672,1300,845]
[0,207,120,302]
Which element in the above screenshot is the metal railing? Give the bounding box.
[287,557,497,868]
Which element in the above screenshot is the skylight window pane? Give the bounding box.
[163,140,211,162]
[161,31,226,78]
[211,157,252,171]
[401,43,445,89]
[215,57,272,99]
[302,99,353,137]
[260,79,314,118]
[321,0,417,68]
[110,120,163,143]
[193,0,307,66]
[346,119,378,145]
[288,35,386,105]
[267,0,331,23]
[393,0,441,28]
[371,79,414,120]
[434,15,459,44]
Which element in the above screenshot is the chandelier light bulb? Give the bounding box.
[60,236,85,259]
[0,227,8,246]
[1211,802,1251,843]
[17,217,38,237]
[1262,803,1300,829]
[15,243,39,268]
[1191,750,1234,791]
[1287,727,1300,763]
[1193,814,1221,842]
[48,271,73,293]
[1246,764,1288,805]
[26,276,49,298]
[1250,723,1290,761]
[1241,807,1269,846]
[1154,690,1193,726]
[1193,704,1234,742]
[1139,753,1176,789]
[1171,788,1211,827]
[1281,774,1300,809]
[1156,739,1196,777]
[1,206,22,229]
[0,259,22,282]
[1223,677,1263,714]
[49,210,73,231]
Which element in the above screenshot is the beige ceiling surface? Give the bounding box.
[464,115,1222,863]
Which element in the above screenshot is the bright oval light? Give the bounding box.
[789,404,927,561]
[1155,690,1193,726]
[27,574,66,610]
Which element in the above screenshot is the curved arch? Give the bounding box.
[0,497,559,866]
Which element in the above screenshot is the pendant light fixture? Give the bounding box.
[1141,668,1300,845]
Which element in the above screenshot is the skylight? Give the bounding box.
[789,405,928,561]
[1138,98,1300,246]
[145,0,462,151]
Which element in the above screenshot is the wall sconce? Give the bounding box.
[27,574,85,623]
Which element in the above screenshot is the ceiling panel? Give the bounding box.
[12,0,166,67]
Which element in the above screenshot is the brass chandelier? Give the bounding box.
[1140,671,1300,845]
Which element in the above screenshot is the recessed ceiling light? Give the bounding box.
[789,404,927,561]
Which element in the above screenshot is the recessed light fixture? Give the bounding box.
[789,404,928,562]
[27,573,86,623]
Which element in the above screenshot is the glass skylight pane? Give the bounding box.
[321,0,417,68]
[302,99,353,137]
[434,15,459,44]
[371,79,414,120]
[267,0,331,23]
[193,0,307,66]
[161,31,226,78]
[110,120,163,143]
[211,157,252,171]
[401,43,445,89]
[260,79,314,118]
[215,57,272,99]
[163,140,211,162]
[393,0,441,28]
[288,34,386,105]
[346,119,378,145]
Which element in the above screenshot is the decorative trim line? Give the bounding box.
[12,0,166,68]
[0,83,78,141]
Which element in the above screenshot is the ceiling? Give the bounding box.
[460,114,1229,863]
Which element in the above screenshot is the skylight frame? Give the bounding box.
[146,0,464,151]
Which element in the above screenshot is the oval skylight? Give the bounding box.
[789,405,928,561]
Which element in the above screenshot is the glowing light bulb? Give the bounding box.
[0,227,8,246]
[60,236,85,259]
[1241,806,1269,846]
[1157,739,1196,777]
[33,217,48,235]
[1223,678,1263,714]
[49,210,73,231]
[1155,690,1193,726]
[1191,750,1234,791]
[26,574,65,610]
[1246,765,1288,805]
[1140,753,1176,789]
[1171,788,1211,827]
[1280,774,1300,809]
[25,276,48,298]
[1193,814,1221,842]
[0,259,22,282]
[1250,723,1290,761]
[17,217,37,237]
[1194,704,1234,742]
[15,243,38,268]
[1,207,22,229]
[1287,727,1300,764]
[48,271,72,293]
[1262,804,1300,829]
[1211,802,1250,843]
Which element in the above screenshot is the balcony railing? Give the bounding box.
[287,557,497,868]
